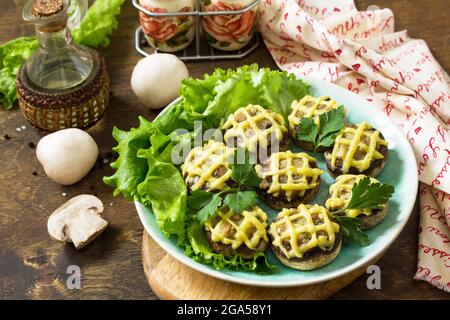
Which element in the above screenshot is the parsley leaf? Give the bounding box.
[346,177,395,210]
[224,191,259,214]
[230,148,261,187]
[330,177,394,246]
[296,105,345,152]
[334,215,369,246]
[317,106,346,147]
[297,117,317,145]
[188,190,222,223]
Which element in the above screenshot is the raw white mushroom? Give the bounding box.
[131,53,189,109]
[47,195,108,250]
[36,128,99,185]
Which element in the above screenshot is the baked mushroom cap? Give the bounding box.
[255,151,323,210]
[204,206,269,259]
[325,174,388,229]
[324,122,388,178]
[181,140,235,192]
[270,204,341,270]
[221,104,289,159]
[288,95,339,151]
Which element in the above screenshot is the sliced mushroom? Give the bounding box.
[47,195,108,250]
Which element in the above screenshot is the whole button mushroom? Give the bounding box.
[36,128,99,185]
[47,195,108,250]
[131,53,189,109]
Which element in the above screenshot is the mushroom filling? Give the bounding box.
[325,122,388,173]
[181,140,235,192]
[205,206,269,251]
[270,204,340,259]
[255,151,323,201]
[222,104,288,154]
[288,95,339,135]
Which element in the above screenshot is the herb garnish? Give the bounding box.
[223,191,259,215]
[332,177,395,246]
[334,216,369,246]
[345,177,395,210]
[187,148,261,223]
[296,105,345,152]
[188,190,223,223]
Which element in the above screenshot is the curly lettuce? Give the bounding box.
[104,65,311,272]
[168,64,311,130]
[136,152,187,243]
[0,37,38,109]
[104,117,155,200]
[72,0,126,48]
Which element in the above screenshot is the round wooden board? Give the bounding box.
[142,232,380,300]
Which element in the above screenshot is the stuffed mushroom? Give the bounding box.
[324,122,388,178]
[181,140,235,192]
[255,151,323,210]
[325,174,388,229]
[288,95,339,151]
[222,104,289,160]
[204,206,269,259]
[270,204,341,270]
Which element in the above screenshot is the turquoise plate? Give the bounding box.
[135,78,418,287]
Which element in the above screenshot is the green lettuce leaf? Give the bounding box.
[136,152,187,243]
[259,69,311,121]
[0,37,38,109]
[185,218,276,274]
[153,103,194,134]
[154,64,311,130]
[103,117,155,200]
[200,72,261,128]
[72,0,126,48]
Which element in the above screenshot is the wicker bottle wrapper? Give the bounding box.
[16,49,110,132]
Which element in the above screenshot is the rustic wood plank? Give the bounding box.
[0,0,448,300]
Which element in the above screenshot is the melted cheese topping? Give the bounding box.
[288,95,339,134]
[325,174,384,218]
[205,206,269,250]
[181,140,235,191]
[270,204,340,259]
[255,151,323,201]
[221,105,287,154]
[326,122,388,173]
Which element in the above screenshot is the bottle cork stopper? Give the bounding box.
[32,0,64,17]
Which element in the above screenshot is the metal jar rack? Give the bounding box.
[132,0,260,61]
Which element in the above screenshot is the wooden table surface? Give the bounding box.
[1,0,449,300]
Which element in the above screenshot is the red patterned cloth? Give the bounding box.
[258,0,450,292]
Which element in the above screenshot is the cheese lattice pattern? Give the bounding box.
[205,206,269,250]
[221,105,287,154]
[255,151,323,201]
[270,204,340,259]
[326,122,388,173]
[325,174,384,218]
[182,140,235,191]
[288,95,339,132]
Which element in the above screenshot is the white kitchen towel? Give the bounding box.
[258,0,450,292]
